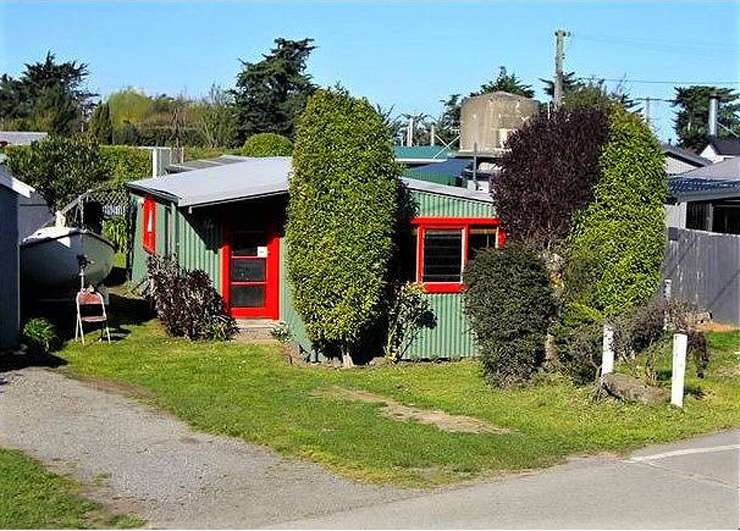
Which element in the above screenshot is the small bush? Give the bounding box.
[147,255,238,341]
[102,214,128,253]
[22,318,58,355]
[241,133,293,157]
[464,245,557,387]
[383,283,435,362]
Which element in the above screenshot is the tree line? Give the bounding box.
[1,42,738,152]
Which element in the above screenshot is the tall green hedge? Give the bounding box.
[286,88,400,364]
[241,133,293,157]
[564,108,666,317]
[100,145,151,182]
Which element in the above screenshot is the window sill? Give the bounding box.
[423,282,464,294]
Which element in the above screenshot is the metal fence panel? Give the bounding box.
[663,228,740,324]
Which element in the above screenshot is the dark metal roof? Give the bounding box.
[661,143,711,167]
[707,137,740,156]
[404,159,472,185]
[669,177,740,201]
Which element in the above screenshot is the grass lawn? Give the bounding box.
[58,295,740,487]
[0,448,144,529]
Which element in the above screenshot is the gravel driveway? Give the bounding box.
[0,368,410,528]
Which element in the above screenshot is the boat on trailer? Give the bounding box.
[21,226,115,293]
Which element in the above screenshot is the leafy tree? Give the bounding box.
[241,133,292,157]
[474,67,534,98]
[88,102,113,144]
[673,86,740,151]
[192,85,238,148]
[436,93,462,141]
[564,108,666,317]
[232,38,316,142]
[107,88,155,128]
[495,106,610,251]
[464,245,557,387]
[286,88,399,366]
[0,52,95,134]
[540,74,638,112]
[6,136,108,211]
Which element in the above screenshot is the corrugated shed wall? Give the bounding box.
[405,293,477,359]
[411,190,494,218]
[129,194,222,291]
[176,209,222,291]
[279,236,313,355]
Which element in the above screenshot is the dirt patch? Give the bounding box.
[71,374,155,401]
[694,322,739,333]
[314,386,511,434]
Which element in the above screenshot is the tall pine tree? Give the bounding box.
[88,102,113,144]
[232,38,316,142]
[673,86,740,151]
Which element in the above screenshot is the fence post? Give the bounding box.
[663,279,672,331]
[601,323,615,378]
[671,332,688,407]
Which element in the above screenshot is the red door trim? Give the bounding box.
[221,222,280,320]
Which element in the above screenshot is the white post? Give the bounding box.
[671,332,688,407]
[601,323,615,377]
[663,278,672,331]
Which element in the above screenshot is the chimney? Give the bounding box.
[708,94,719,137]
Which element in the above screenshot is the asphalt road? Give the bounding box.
[276,430,739,529]
[1,367,737,529]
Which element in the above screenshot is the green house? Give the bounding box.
[126,156,501,360]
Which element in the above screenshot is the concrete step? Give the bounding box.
[236,319,278,341]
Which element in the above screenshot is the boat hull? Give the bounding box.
[21,228,115,291]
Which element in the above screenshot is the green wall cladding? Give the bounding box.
[130,188,491,360]
[411,190,495,218]
[130,195,222,291]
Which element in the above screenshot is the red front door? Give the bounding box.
[222,225,280,319]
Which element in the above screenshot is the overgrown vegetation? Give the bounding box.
[464,246,557,386]
[147,255,238,341]
[102,215,128,253]
[241,132,293,157]
[57,293,740,487]
[564,108,666,317]
[287,88,400,366]
[0,448,143,528]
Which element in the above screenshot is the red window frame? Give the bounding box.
[412,217,504,293]
[142,196,156,254]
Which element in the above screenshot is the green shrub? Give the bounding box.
[286,88,400,365]
[241,133,293,157]
[564,108,666,317]
[383,283,435,362]
[464,245,557,387]
[147,255,238,341]
[22,318,58,355]
[100,145,151,182]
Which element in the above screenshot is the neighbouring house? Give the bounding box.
[126,156,501,360]
[664,157,740,324]
[661,142,711,175]
[699,137,740,164]
[666,157,740,234]
[0,165,34,349]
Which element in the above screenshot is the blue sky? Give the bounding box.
[1,0,738,141]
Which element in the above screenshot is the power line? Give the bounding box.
[576,77,740,86]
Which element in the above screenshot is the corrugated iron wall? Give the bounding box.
[413,190,494,218]
[129,195,222,291]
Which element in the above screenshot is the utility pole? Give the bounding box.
[644,97,652,129]
[553,29,570,109]
[406,116,414,147]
